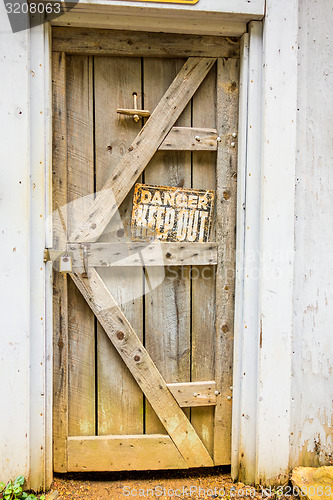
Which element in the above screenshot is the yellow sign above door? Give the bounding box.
[120,0,199,3]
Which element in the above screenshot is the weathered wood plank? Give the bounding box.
[143,57,191,435]
[159,127,218,151]
[67,435,187,472]
[94,56,144,436]
[191,62,217,457]
[70,269,214,467]
[167,381,217,408]
[66,55,95,437]
[52,51,68,473]
[213,57,239,465]
[69,57,216,243]
[68,242,218,268]
[52,28,240,59]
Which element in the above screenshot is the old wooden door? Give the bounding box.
[52,28,239,472]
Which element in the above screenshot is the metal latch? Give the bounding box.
[44,249,73,273]
[117,92,150,122]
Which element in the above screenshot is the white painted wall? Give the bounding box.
[290,0,333,468]
[0,5,31,484]
[0,6,52,492]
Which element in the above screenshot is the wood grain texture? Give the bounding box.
[52,51,68,472]
[66,55,95,437]
[213,58,239,465]
[52,28,240,59]
[69,57,216,243]
[70,269,214,467]
[67,435,187,472]
[143,57,192,434]
[94,56,144,436]
[68,242,218,268]
[167,381,217,408]
[191,62,217,457]
[159,127,218,151]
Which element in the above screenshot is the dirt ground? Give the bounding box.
[50,467,292,500]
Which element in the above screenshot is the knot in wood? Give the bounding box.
[222,324,229,333]
[134,355,140,362]
[116,331,124,340]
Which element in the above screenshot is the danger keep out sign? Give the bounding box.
[131,184,214,243]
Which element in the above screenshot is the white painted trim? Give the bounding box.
[255,0,298,485]
[232,21,263,485]
[232,31,249,482]
[29,13,53,491]
[49,0,265,35]
[44,20,53,491]
[53,0,265,20]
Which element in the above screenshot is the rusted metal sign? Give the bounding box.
[131,183,214,243]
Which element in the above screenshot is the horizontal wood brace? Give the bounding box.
[67,434,188,472]
[159,127,218,151]
[167,381,217,407]
[68,242,217,268]
[52,28,240,58]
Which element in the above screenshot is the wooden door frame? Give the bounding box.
[29,0,298,488]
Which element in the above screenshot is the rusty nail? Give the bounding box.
[116,331,124,340]
[222,324,229,333]
[134,355,140,362]
[91,223,97,230]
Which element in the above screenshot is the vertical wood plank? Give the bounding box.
[214,57,239,465]
[144,58,191,434]
[52,51,68,472]
[191,64,217,457]
[94,56,144,435]
[66,55,95,436]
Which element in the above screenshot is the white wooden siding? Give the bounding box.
[291,0,333,468]
[0,5,31,483]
